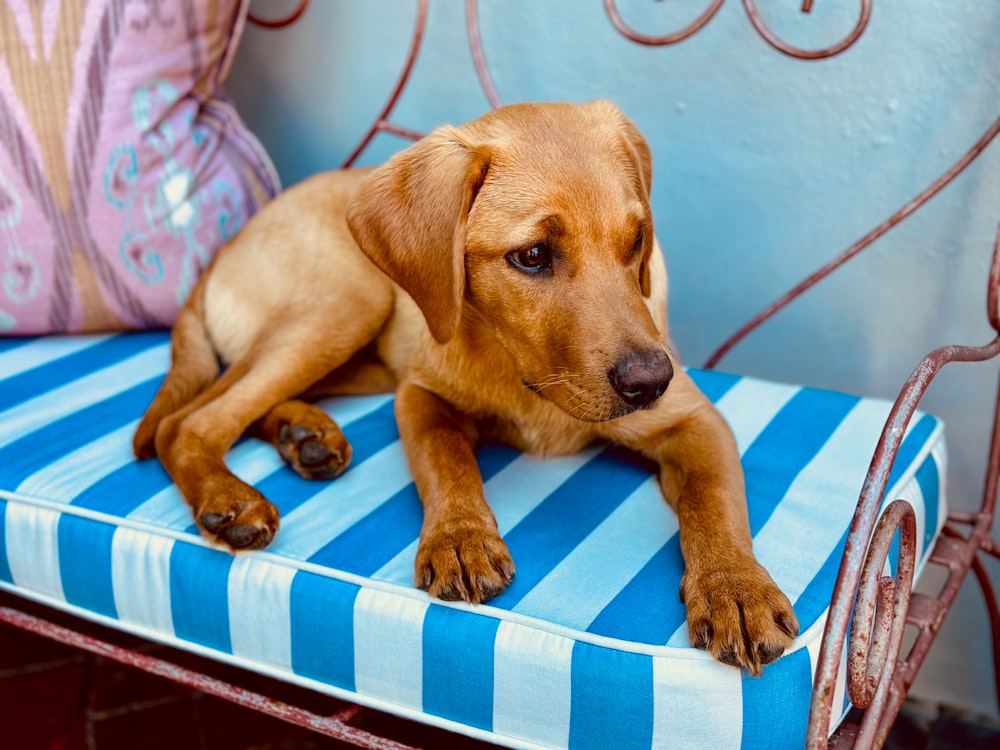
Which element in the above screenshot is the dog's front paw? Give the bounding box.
[415,522,515,604]
[195,477,280,551]
[681,560,799,676]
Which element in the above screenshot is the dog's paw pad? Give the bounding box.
[222,523,268,549]
[195,480,280,552]
[278,423,351,480]
[199,512,231,534]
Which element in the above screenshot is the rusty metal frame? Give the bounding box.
[3,3,998,749]
[247,0,311,30]
[0,604,413,750]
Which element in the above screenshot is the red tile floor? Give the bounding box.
[2,590,998,750]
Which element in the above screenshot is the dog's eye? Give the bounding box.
[507,245,552,274]
[633,227,646,256]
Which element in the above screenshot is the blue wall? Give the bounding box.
[227,0,1000,718]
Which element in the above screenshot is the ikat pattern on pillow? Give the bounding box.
[0,0,280,334]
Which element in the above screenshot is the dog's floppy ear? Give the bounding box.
[615,113,653,202]
[616,112,655,298]
[346,127,490,344]
[591,101,655,298]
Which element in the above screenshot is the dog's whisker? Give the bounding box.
[533,379,571,392]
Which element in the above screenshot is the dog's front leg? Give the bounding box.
[395,381,515,603]
[612,378,800,675]
[662,402,799,674]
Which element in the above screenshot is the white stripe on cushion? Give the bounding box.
[0,347,167,449]
[111,528,175,636]
[510,476,674,626]
[127,484,198,531]
[353,588,427,711]
[5,503,65,601]
[273,441,413,558]
[752,399,896,594]
[17,422,139,500]
[228,554,295,670]
[126,435,293,531]
[714,377,800,452]
[493,620,573,748]
[0,335,112,380]
[652,657,743,750]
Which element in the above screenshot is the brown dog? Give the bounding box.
[133,101,798,674]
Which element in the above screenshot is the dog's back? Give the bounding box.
[132,169,394,461]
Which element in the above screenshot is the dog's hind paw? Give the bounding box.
[278,422,352,480]
[253,401,352,481]
[681,560,799,676]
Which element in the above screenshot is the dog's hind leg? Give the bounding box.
[153,343,341,550]
[299,350,397,398]
[133,288,219,460]
[153,301,396,551]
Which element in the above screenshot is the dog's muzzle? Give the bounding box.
[608,349,673,409]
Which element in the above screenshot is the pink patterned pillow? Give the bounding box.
[0,0,279,334]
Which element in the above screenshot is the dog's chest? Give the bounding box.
[476,401,598,456]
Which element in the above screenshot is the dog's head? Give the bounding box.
[346,100,673,422]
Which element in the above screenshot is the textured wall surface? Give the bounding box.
[227,0,1000,719]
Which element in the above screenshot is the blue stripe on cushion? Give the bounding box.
[584,540,684,644]
[331,398,399,467]
[71,460,174,515]
[289,570,359,691]
[793,535,848,639]
[0,378,162,489]
[0,337,31,354]
[489,444,656,610]
[306,443,519,576]
[476,442,524,483]
[307,484,422,574]
[917,455,940,552]
[422,604,500,731]
[687,368,739,403]
[0,501,12,582]
[57,515,117,619]
[169,544,233,653]
[740,647,811,748]
[585,387,858,644]
[741,388,860,532]
[0,332,164,411]
[568,641,653,750]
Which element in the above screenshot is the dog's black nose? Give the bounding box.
[608,349,673,408]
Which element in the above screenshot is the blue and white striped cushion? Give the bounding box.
[0,332,946,750]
